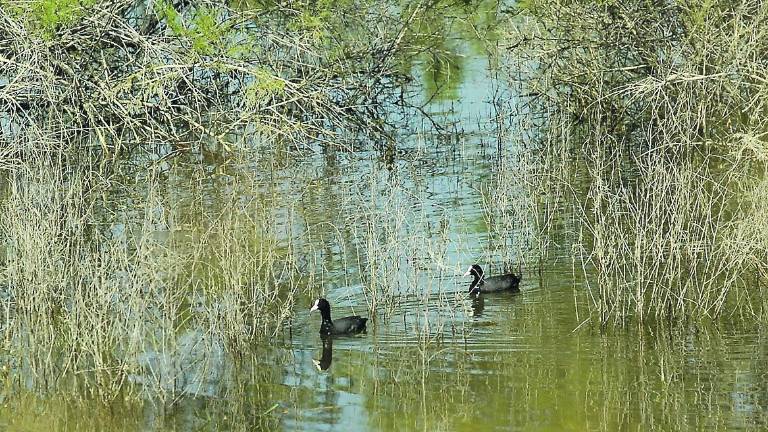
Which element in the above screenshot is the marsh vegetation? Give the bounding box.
[1,0,768,430]
[506,0,768,323]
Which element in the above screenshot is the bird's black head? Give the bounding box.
[310,298,331,315]
[463,264,485,294]
[463,264,484,279]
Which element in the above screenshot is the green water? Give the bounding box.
[3,1,768,431]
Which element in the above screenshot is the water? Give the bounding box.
[3,2,768,431]
[272,263,768,431]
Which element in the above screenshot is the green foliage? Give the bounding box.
[282,0,361,43]
[191,9,226,54]
[37,0,78,28]
[684,0,715,31]
[288,11,329,42]
[6,0,97,37]
[225,35,257,59]
[516,0,619,13]
[515,0,534,11]
[156,2,229,55]
[161,1,184,35]
[244,69,287,108]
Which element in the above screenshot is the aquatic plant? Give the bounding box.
[504,0,768,323]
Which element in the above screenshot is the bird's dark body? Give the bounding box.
[321,316,368,336]
[477,273,521,293]
[465,264,521,295]
[311,298,368,336]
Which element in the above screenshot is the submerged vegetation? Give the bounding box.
[506,0,768,323]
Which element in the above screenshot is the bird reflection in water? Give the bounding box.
[312,335,333,371]
[471,295,484,317]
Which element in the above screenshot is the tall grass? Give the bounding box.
[0,146,309,400]
[0,133,490,401]
[504,0,768,323]
[341,149,478,341]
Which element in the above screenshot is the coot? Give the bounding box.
[464,264,521,295]
[309,298,368,335]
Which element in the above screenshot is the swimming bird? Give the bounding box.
[309,298,368,335]
[464,264,521,295]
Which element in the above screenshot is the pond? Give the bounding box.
[2,1,768,431]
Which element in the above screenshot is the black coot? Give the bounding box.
[464,264,521,295]
[309,298,368,335]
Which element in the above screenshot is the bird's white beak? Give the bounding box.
[310,299,319,312]
[463,267,472,277]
